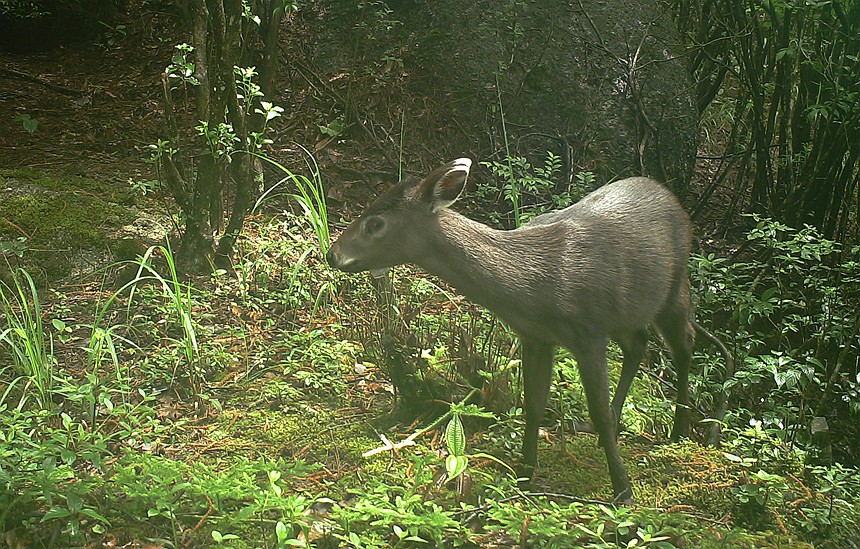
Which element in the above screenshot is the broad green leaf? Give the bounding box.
[445,414,466,456]
[446,454,468,480]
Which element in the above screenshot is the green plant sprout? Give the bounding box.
[15,113,38,134]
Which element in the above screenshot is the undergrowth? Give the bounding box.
[1,172,858,547]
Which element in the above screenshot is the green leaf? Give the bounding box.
[275,520,288,541]
[42,506,72,521]
[235,505,256,522]
[445,414,466,456]
[79,507,110,524]
[761,286,779,301]
[446,454,469,480]
[60,448,76,464]
[66,492,82,513]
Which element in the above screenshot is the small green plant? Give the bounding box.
[733,469,788,507]
[236,65,284,155]
[110,454,319,546]
[197,120,239,161]
[1,236,28,258]
[128,177,160,196]
[332,480,465,547]
[211,529,239,548]
[317,114,347,139]
[51,318,72,343]
[443,401,512,483]
[97,20,126,48]
[479,151,577,227]
[798,463,860,542]
[261,470,313,547]
[444,411,468,480]
[165,43,199,87]
[14,113,38,134]
[281,329,357,395]
[574,169,596,194]
[482,490,696,547]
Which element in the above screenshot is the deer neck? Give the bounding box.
[415,210,543,310]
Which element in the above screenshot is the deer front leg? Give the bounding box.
[519,338,555,485]
[574,338,633,503]
[656,308,695,441]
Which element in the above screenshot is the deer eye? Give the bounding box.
[363,216,386,236]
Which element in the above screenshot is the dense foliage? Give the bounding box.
[3,0,860,546]
[3,199,860,546]
[677,0,860,240]
[693,217,860,461]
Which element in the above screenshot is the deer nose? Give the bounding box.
[326,246,354,271]
[325,247,339,268]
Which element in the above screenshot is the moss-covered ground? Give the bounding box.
[0,168,138,280]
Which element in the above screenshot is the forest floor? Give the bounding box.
[0,5,855,549]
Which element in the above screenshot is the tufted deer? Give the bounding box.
[326,158,695,503]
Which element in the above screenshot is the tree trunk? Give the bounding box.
[157,0,285,271]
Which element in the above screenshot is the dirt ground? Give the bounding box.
[1,30,165,184]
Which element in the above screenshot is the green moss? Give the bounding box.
[0,168,132,202]
[113,237,149,261]
[533,435,615,498]
[534,437,735,518]
[636,442,737,514]
[0,170,133,279]
[226,407,384,470]
[0,194,118,247]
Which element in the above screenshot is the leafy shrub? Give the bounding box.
[692,215,859,461]
[478,152,591,227]
[331,478,465,547]
[0,0,44,17]
[0,367,163,541]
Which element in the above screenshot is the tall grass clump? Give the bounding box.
[254,147,330,258]
[115,241,203,402]
[0,267,55,410]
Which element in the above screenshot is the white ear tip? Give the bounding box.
[452,158,472,170]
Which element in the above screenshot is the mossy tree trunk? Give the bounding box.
[155,0,290,272]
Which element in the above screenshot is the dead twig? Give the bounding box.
[0,67,86,97]
[283,54,399,168]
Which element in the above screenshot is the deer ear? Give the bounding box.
[415,158,472,212]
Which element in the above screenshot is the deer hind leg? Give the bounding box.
[612,329,649,435]
[520,338,555,483]
[656,299,695,441]
[572,337,633,503]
